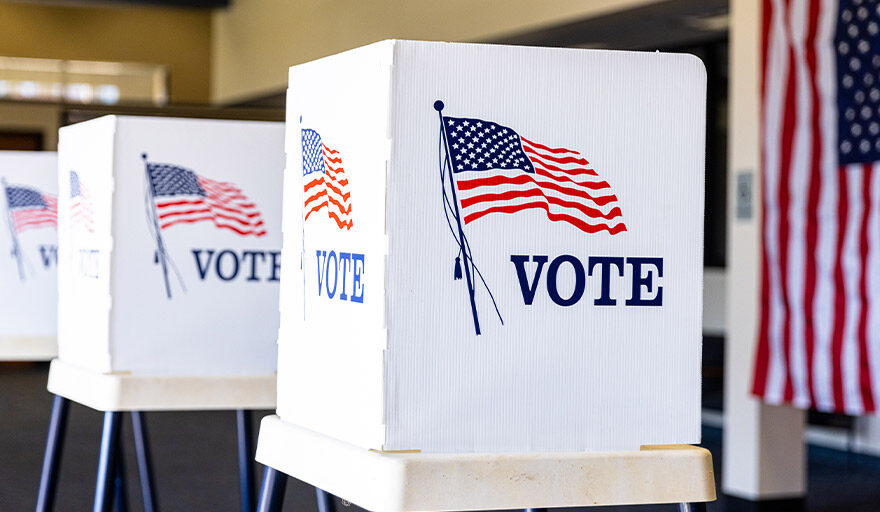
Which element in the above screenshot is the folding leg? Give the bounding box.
[255,467,287,512]
[93,412,123,512]
[113,450,129,512]
[315,489,336,512]
[36,395,70,512]
[236,409,255,512]
[131,411,158,512]
[524,509,547,512]
[678,503,708,512]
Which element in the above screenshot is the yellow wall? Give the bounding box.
[212,0,659,104]
[0,3,211,103]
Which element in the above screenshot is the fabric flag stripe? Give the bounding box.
[301,128,352,230]
[754,0,880,414]
[441,115,626,235]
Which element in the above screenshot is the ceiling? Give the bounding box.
[494,0,728,51]
[2,0,229,8]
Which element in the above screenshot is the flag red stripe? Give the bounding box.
[520,136,584,157]
[522,146,589,167]
[460,188,623,220]
[831,168,849,411]
[535,168,610,190]
[327,210,353,229]
[457,174,618,206]
[802,0,822,406]
[304,198,328,220]
[464,201,626,234]
[777,19,798,403]
[753,0,776,399]
[527,152,599,177]
[161,215,265,236]
[304,176,324,193]
[858,164,875,412]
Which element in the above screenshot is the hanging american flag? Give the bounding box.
[145,161,266,237]
[70,171,94,233]
[302,128,353,230]
[441,116,626,234]
[4,184,56,233]
[754,0,880,414]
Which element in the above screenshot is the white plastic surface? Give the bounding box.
[46,359,276,411]
[255,415,716,512]
[0,336,56,361]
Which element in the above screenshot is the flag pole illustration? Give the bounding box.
[143,153,266,299]
[434,100,505,335]
[435,100,627,334]
[1,177,25,281]
[142,153,173,299]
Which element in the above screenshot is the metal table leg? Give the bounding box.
[93,412,123,512]
[679,503,708,512]
[255,467,287,512]
[36,394,70,512]
[237,409,255,512]
[113,447,128,512]
[316,489,336,512]
[131,411,158,512]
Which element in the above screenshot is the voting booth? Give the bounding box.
[274,40,706,455]
[0,151,58,361]
[56,116,284,378]
[38,116,286,512]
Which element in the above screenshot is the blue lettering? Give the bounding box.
[268,251,281,282]
[546,255,585,307]
[192,250,215,280]
[316,250,326,295]
[215,250,240,281]
[338,252,351,300]
[242,250,265,282]
[325,251,338,299]
[626,257,663,306]
[351,253,365,303]
[588,256,624,306]
[510,254,548,305]
[39,244,57,268]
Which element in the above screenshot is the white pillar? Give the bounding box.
[722,0,807,501]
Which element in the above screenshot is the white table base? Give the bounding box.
[255,415,716,512]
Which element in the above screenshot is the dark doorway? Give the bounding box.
[0,131,44,151]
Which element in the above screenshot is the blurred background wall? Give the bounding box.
[211,0,658,103]
[0,1,211,103]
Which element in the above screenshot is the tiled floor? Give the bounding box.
[2,362,879,511]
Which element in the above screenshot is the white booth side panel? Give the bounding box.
[0,152,58,341]
[58,117,116,373]
[384,42,706,452]
[277,42,392,450]
[107,117,284,376]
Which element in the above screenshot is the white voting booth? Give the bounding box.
[257,40,714,510]
[0,151,58,361]
[51,116,283,408]
[51,116,283,409]
[38,116,285,512]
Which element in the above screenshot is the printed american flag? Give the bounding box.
[5,185,56,233]
[442,116,626,234]
[754,0,880,413]
[69,171,94,233]
[146,162,266,237]
[302,128,353,230]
